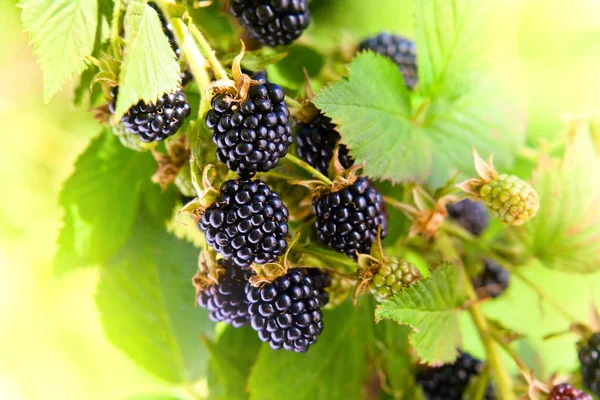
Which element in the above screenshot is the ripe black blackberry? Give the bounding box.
[205,73,293,177]
[229,0,310,46]
[148,2,181,58]
[180,69,193,86]
[359,33,418,90]
[313,177,388,258]
[446,199,490,236]
[296,112,354,175]
[417,352,495,400]
[109,87,191,142]
[472,260,510,299]
[548,383,592,400]
[197,258,253,327]
[306,268,332,307]
[246,268,323,352]
[579,332,600,397]
[199,179,289,267]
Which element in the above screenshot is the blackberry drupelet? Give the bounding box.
[205,73,293,177]
[471,260,510,299]
[199,179,289,267]
[148,2,181,58]
[313,177,387,258]
[579,332,600,397]
[109,87,191,142]
[417,352,495,400]
[446,199,489,236]
[306,268,332,307]
[548,383,592,400]
[296,112,354,175]
[229,0,310,46]
[359,33,418,90]
[246,268,323,352]
[197,258,253,327]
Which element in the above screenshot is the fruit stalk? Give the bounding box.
[188,23,229,82]
[285,153,333,185]
[170,18,210,92]
[110,0,124,56]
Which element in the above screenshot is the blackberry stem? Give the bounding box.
[170,18,211,92]
[187,23,229,82]
[285,154,333,185]
[285,97,303,109]
[110,0,124,57]
[298,247,359,272]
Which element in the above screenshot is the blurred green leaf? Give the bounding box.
[266,45,324,87]
[518,123,600,274]
[19,0,98,101]
[205,326,261,400]
[96,206,214,384]
[115,0,180,117]
[314,53,431,183]
[375,265,466,364]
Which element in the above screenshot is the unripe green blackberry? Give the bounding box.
[479,174,539,225]
[370,259,421,302]
[325,274,351,309]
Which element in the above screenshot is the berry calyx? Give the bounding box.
[369,258,421,303]
[198,178,289,267]
[446,199,490,237]
[359,33,418,90]
[246,268,323,352]
[578,331,600,397]
[548,383,593,400]
[229,0,310,46]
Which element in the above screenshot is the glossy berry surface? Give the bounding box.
[306,268,332,307]
[205,74,293,177]
[199,179,289,267]
[296,112,354,175]
[313,178,388,258]
[548,383,593,400]
[446,199,489,236]
[229,0,310,46]
[246,269,323,352]
[417,352,495,400]
[149,2,181,58]
[197,259,253,327]
[579,332,600,397]
[109,87,191,142]
[370,258,421,303]
[359,33,418,89]
[472,260,510,299]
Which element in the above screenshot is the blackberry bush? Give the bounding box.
[359,33,418,89]
[205,73,293,177]
[579,332,600,397]
[246,268,323,352]
[199,179,289,267]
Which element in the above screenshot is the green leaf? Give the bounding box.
[518,123,600,273]
[205,326,261,400]
[54,129,162,275]
[248,301,373,400]
[375,264,467,364]
[115,0,180,117]
[19,0,98,101]
[314,53,431,183]
[266,45,324,88]
[96,208,214,384]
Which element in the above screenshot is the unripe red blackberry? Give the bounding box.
[446,199,489,236]
[246,268,323,352]
[548,383,592,400]
[306,268,332,307]
[359,33,418,90]
[205,73,293,177]
[579,332,600,397]
[313,178,387,258]
[417,352,494,400]
[109,87,191,142]
[197,258,253,327]
[229,0,310,46]
[472,260,510,299]
[199,179,289,267]
[296,112,354,175]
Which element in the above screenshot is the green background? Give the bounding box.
[1,0,600,398]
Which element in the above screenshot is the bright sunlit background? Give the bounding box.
[1,0,600,399]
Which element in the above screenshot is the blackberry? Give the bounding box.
[246,268,323,352]
[359,33,418,90]
[199,179,289,267]
[479,174,539,226]
[205,73,293,177]
[149,2,181,58]
[370,258,421,303]
[417,352,495,400]
[109,87,191,142]
[472,260,510,299]
[229,0,310,46]
[548,384,592,400]
[181,69,193,86]
[579,332,600,397]
[296,112,354,175]
[313,177,388,258]
[197,258,253,327]
[446,199,489,236]
[306,268,332,307]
